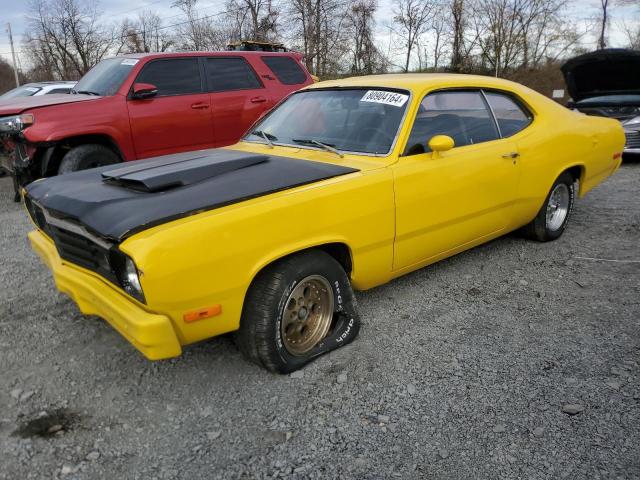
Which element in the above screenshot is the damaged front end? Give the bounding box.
[0,114,38,200]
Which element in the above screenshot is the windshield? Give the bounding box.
[244,88,410,155]
[73,57,137,96]
[0,85,42,99]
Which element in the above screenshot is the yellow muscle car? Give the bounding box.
[23,74,625,373]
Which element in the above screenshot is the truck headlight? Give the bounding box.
[111,251,145,303]
[0,114,35,133]
[623,116,640,127]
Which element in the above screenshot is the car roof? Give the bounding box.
[305,73,528,95]
[22,81,76,87]
[118,51,300,60]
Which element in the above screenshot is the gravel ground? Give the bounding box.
[0,161,639,480]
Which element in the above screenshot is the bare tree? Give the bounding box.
[24,0,116,79]
[347,0,386,74]
[119,11,174,53]
[287,0,351,77]
[598,0,610,49]
[392,0,439,72]
[225,0,280,41]
[172,0,227,50]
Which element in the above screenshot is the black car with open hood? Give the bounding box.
[562,48,640,153]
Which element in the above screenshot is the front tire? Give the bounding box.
[523,172,575,242]
[236,250,360,373]
[58,144,120,174]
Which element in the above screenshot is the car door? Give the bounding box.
[204,56,272,147]
[127,57,214,158]
[393,90,520,271]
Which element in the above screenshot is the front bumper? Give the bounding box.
[29,229,182,360]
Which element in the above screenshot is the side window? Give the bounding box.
[46,88,71,94]
[205,57,262,92]
[135,58,202,96]
[484,92,532,137]
[261,56,307,85]
[404,91,499,156]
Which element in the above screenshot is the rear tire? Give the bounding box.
[522,172,575,242]
[236,250,360,373]
[58,144,120,174]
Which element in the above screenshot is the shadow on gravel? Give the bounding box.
[12,409,81,439]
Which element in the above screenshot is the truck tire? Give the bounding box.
[522,172,575,242]
[58,144,120,174]
[236,250,360,373]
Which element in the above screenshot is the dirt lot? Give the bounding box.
[0,162,639,480]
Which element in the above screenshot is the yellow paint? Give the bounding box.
[27,73,625,360]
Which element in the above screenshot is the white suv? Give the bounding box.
[0,81,77,100]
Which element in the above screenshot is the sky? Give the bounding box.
[0,0,638,71]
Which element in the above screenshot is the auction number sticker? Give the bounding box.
[360,90,409,107]
[121,59,139,66]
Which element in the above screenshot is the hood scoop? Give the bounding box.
[102,153,268,192]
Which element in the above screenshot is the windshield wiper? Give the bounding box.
[73,89,100,96]
[250,130,277,148]
[292,138,344,158]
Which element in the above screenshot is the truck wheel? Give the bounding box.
[236,250,360,373]
[522,172,575,242]
[58,144,120,174]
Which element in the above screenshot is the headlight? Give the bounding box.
[623,116,640,127]
[0,114,35,133]
[111,251,145,303]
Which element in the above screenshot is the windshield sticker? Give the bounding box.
[25,87,39,92]
[360,90,409,107]
[121,59,139,66]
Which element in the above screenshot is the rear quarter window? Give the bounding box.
[261,56,307,85]
[484,92,532,137]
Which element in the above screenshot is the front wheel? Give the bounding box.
[522,172,576,242]
[236,250,360,373]
[58,144,120,174]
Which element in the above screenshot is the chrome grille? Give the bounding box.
[25,197,117,283]
[625,130,640,149]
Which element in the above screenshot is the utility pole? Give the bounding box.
[7,23,20,87]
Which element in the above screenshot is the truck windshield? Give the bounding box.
[73,57,137,97]
[244,88,410,155]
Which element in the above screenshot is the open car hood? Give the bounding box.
[561,49,640,101]
[0,94,99,116]
[25,149,358,242]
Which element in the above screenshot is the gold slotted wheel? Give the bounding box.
[281,275,334,355]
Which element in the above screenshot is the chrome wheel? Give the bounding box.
[281,275,334,356]
[546,183,570,231]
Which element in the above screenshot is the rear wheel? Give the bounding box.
[522,172,575,242]
[236,250,360,373]
[58,144,120,174]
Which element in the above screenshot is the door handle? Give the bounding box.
[501,152,520,159]
[250,96,267,103]
[191,102,209,109]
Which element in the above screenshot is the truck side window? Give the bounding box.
[484,92,532,137]
[136,58,202,96]
[404,90,499,156]
[261,56,307,85]
[205,57,263,92]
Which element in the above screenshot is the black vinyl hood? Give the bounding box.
[25,149,358,242]
[561,49,640,101]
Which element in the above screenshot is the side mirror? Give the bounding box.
[132,83,158,100]
[428,135,455,158]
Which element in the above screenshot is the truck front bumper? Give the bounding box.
[29,230,182,360]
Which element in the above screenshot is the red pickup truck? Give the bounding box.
[0,51,314,200]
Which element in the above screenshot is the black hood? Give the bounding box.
[25,149,358,242]
[561,49,640,101]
